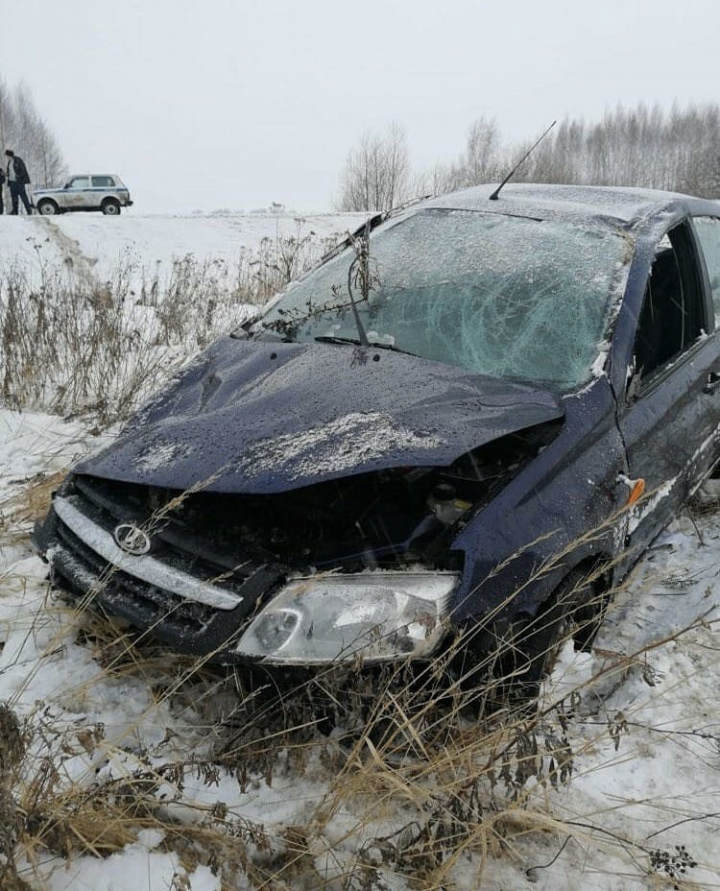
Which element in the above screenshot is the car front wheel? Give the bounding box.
[101,199,121,216]
[493,569,599,704]
[37,199,59,216]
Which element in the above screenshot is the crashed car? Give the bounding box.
[34,184,720,694]
[34,174,132,216]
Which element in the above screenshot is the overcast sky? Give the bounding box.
[2,0,718,214]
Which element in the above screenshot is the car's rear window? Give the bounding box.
[260,209,631,391]
[91,176,115,188]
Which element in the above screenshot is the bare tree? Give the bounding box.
[338,102,720,210]
[519,102,720,196]
[0,79,9,152]
[452,116,504,187]
[0,77,68,188]
[420,117,504,195]
[337,122,410,213]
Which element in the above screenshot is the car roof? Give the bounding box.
[420,182,719,229]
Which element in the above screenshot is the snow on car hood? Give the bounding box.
[76,337,565,493]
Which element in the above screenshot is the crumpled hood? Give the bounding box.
[77,337,565,493]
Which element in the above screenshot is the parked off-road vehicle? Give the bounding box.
[33,175,133,216]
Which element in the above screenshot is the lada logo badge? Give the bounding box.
[113,523,151,556]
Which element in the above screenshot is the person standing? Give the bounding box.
[5,150,33,215]
[0,165,5,214]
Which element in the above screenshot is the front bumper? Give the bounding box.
[35,497,280,661]
[36,492,457,668]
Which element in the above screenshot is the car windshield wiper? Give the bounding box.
[314,334,363,346]
[314,335,416,356]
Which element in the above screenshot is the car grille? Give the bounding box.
[54,519,217,633]
[48,474,284,652]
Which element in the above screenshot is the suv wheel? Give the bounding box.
[37,199,59,216]
[101,198,121,216]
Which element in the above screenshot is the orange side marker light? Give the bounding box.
[626,478,646,506]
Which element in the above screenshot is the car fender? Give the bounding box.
[449,377,627,629]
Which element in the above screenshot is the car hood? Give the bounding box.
[77,337,565,493]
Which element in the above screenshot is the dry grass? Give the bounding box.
[0,480,715,890]
[2,479,716,888]
[0,564,717,889]
[0,228,334,427]
[0,470,65,545]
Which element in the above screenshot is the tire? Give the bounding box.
[101,199,121,216]
[494,569,596,704]
[37,199,58,216]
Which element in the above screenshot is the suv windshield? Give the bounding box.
[258,209,631,391]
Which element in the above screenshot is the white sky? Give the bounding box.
[2,0,718,214]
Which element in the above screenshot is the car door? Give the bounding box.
[64,176,92,209]
[618,219,720,553]
[91,175,115,207]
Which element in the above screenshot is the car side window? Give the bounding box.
[92,176,114,188]
[69,177,90,189]
[631,221,706,387]
[693,216,720,322]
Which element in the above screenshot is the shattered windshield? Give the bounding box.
[258,209,631,391]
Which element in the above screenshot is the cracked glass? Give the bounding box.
[261,209,630,391]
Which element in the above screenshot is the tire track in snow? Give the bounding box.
[32,217,101,289]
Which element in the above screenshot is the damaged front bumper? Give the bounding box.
[36,489,459,666]
[35,495,278,661]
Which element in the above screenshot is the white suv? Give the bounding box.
[34,175,133,216]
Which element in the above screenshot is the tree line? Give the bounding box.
[337,102,720,212]
[0,78,67,188]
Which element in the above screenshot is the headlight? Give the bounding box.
[236,571,458,665]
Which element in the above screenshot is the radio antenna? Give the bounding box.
[489,120,557,201]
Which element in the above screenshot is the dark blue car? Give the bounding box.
[35,184,720,692]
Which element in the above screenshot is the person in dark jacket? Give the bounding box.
[5,150,33,215]
[0,166,5,214]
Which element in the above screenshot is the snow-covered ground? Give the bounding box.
[0,213,719,890]
[0,210,367,290]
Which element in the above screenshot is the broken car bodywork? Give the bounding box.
[35,184,720,680]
